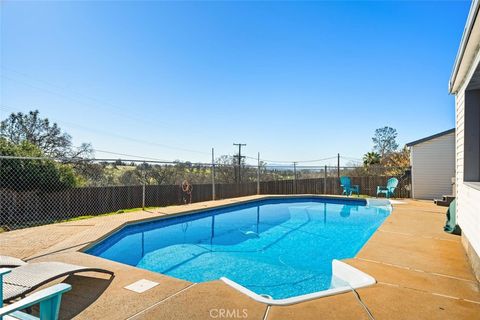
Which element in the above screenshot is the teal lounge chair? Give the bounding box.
[377,178,399,198]
[1,268,71,320]
[340,176,360,196]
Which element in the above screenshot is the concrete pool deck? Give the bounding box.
[1,195,479,319]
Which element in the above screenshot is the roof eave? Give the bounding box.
[449,0,480,94]
[406,128,456,147]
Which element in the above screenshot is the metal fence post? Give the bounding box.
[142,181,146,210]
[212,148,216,200]
[257,152,260,195]
[324,165,327,194]
[293,162,297,194]
[337,153,340,179]
[142,164,146,210]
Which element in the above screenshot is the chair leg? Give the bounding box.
[39,294,63,320]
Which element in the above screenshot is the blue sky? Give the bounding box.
[0,1,470,165]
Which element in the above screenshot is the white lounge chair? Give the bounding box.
[0,256,26,268]
[1,268,71,320]
[0,256,114,302]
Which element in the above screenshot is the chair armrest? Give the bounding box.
[0,284,71,318]
[1,268,12,308]
[0,268,11,277]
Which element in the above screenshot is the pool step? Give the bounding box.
[434,195,455,207]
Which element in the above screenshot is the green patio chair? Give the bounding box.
[376,178,399,198]
[0,268,71,320]
[340,176,360,196]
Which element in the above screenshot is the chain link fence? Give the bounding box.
[259,164,411,196]
[0,156,411,231]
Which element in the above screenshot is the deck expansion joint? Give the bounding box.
[378,230,413,236]
[429,272,478,283]
[355,258,477,283]
[262,305,271,320]
[377,281,400,288]
[377,230,459,242]
[464,299,480,305]
[125,283,197,320]
[378,281,480,304]
[431,292,461,300]
[422,236,459,243]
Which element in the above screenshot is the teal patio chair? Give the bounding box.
[376,178,399,198]
[0,268,71,320]
[340,176,360,196]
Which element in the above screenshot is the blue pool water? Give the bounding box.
[87,198,390,299]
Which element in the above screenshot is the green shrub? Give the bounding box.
[0,138,79,191]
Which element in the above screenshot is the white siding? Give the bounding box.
[410,133,455,199]
[455,51,480,260]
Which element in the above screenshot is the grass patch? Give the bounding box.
[58,206,159,223]
[354,194,371,198]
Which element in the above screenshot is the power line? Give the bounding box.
[341,156,363,164]
[296,156,339,163]
[0,104,211,157]
[0,154,212,166]
[245,155,337,164]
[1,67,370,166]
[92,149,170,162]
[1,107,350,165]
[341,155,363,161]
[0,69,175,128]
[60,120,210,155]
[0,72,214,137]
[2,104,361,166]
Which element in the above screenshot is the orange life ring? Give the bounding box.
[181,180,192,194]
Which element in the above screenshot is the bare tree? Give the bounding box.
[372,126,399,157]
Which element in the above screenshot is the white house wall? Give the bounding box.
[411,133,455,199]
[455,50,480,262]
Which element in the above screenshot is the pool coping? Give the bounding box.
[80,194,391,305]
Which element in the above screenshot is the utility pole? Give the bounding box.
[233,143,246,183]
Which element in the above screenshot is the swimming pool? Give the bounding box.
[87,197,390,303]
